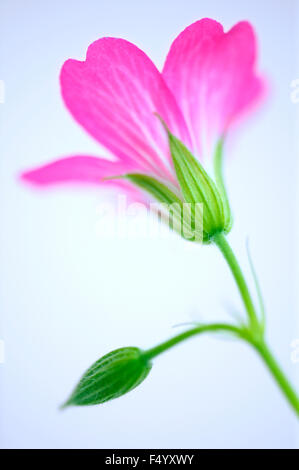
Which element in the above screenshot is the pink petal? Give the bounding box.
[20,155,141,198]
[162,19,266,158]
[60,38,192,181]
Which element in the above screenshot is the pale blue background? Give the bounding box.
[0,0,298,448]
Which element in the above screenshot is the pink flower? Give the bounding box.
[21,18,265,201]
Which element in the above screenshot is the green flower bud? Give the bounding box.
[62,347,151,407]
[165,129,232,243]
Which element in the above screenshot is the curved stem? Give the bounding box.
[213,232,259,331]
[252,341,299,417]
[213,232,299,417]
[143,323,243,361]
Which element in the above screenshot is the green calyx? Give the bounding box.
[61,347,151,408]
[124,123,232,243]
[164,127,232,242]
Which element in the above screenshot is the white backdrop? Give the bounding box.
[0,0,298,448]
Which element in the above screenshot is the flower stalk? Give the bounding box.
[144,232,299,417]
[213,233,299,417]
[213,232,260,333]
[143,323,244,361]
[252,341,299,417]
[142,321,299,417]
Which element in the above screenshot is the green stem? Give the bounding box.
[252,341,299,417]
[213,232,259,330]
[213,232,299,417]
[144,321,299,417]
[143,323,243,361]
